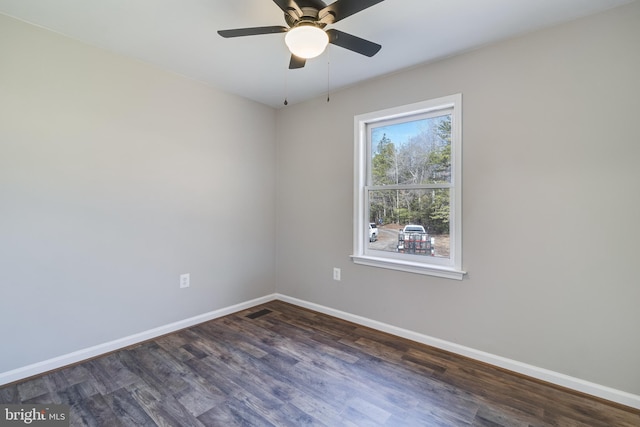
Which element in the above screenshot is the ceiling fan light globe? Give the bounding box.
[285,25,328,59]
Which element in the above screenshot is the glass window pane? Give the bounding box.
[368,188,450,259]
[370,114,451,186]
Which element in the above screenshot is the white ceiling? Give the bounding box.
[0,0,634,108]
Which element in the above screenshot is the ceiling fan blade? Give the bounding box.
[289,54,306,69]
[326,29,381,57]
[217,26,288,38]
[319,0,385,24]
[272,0,303,17]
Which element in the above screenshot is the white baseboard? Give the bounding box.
[0,294,278,386]
[275,294,640,410]
[2,292,638,411]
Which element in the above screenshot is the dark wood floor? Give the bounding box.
[1,300,638,426]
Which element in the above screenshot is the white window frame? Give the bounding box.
[351,94,465,280]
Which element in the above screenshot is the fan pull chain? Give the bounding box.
[284,67,289,106]
[326,50,331,103]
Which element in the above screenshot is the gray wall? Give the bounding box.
[0,14,276,373]
[276,2,640,395]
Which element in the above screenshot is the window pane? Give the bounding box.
[368,188,450,259]
[370,114,451,186]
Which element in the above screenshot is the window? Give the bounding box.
[352,94,465,280]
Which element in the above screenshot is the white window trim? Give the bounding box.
[351,94,465,280]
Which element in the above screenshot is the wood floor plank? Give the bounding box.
[0,384,19,404]
[1,299,639,426]
[85,354,138,395]
[101,386,158,426]
[69,394,124,427]
[16,376,50,401]
[126,380,205,427]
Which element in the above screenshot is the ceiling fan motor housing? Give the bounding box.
[285,0,333,28]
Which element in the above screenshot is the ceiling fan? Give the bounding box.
[218,0,385,69]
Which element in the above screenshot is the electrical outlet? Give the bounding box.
[333,267,341,281]
[180,273,190,288]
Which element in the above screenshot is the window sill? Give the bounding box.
[351,255,466,280]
